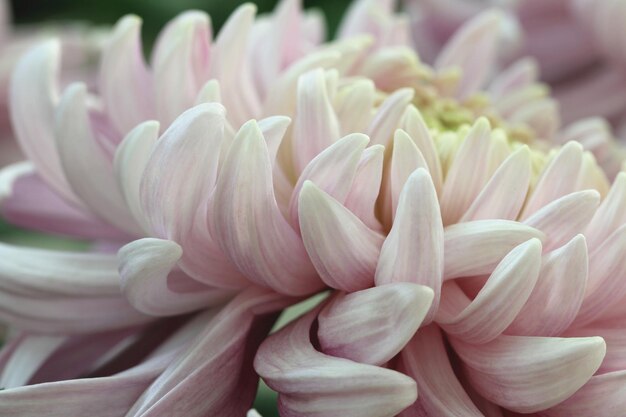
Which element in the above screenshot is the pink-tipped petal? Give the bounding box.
[451,334,606,413]
[400,324,484,417]
[444,220,545,279]
[100,15,155,133]
[506,235,588,337]
[289,133,369,228]
[299,181,382,292]
[119,238,234,316]
[292,68,341,173]
[376,169,443,323]
[0,335,65,388]
[437,239,542,344]
[56,83,141,235]
[214,120,321,296]
[152,11,212,126]
[523,190,599,251]
[461,146,531,221]
[255,304,418,417]
[318,283,433,365]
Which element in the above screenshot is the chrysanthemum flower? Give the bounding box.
[0,0,625,416]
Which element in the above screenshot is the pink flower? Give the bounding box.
[0,0,625,415]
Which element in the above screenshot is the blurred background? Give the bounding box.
[7,1,355,416]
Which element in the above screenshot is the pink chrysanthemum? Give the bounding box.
[0,0,625,416]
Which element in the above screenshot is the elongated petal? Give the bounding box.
[289,133,368,228]
[444,220,545,279]
[113,121,160,234]
[461,146,531,221]
[152,11,211,126]
[292,68,341,173]
[585,172,626,247]
[0,164,127,240]
[440,118,492,225]
[56,83,141,235]
[523,190,599,251]
[577,223,626,324]
[318,283,433,365]
[367,88,414,147]
[506,235,588,336]
[128,288,293,417]
[400,105,443,193]
[376,169,443,323]
[335,79,375,135]
[140,103,224,240]
[259,115,291,167]
[451,334,606,413]
[119,238,233,316]
[214,120,321,295]
[0,335,65,388]
[435,10,503,98]
[387,129,429,218]
[344,145,384,230]
[437,239,542,344]
[522,141,584,218]
[400,325,484,417]
[299,181,383,291]
[9,40,79,205]
[255,304,418,417]
[100,15,155,133]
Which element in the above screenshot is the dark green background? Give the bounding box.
[11,0,353,39]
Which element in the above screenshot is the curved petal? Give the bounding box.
[100,15,155,133]
[9,40,79,205]
[506,235,588,337]
[400,324,484,417]
[523,190,599,251]
[318,283,433,365]
[344,144,384,230]
[437,239,542,344]
[213,120,321,296]
[119,238,234,317]
[367,88,414,147]
[55,83,141,235]
[152,11,212,126]
[444,220,545,280]
[460,146,531,221]
[0,335,65,388]
[299,181,383,292]
[451,334,606,413]
[255,304,418,417]
[376,169,443,323]
[335,79,375,135]
[585,172,626,247]
[289,133,369,228]
[292,68,341,173]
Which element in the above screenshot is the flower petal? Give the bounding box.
[461,146,531,221]
[400,324,484,417]
[451,334,606,413]
[213,120,321,295]
[318,283,433,365]
[344,144,385,230]
[299,181,383,292]
[437,239,542,344]
[376,169,443,323]
[255,303,418,417]
[367,88,414,147]
[585,171,626,247]
[56,83,141,235]
[119,238,234,316]
[444,220,545,279]
[100,15,155,133]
